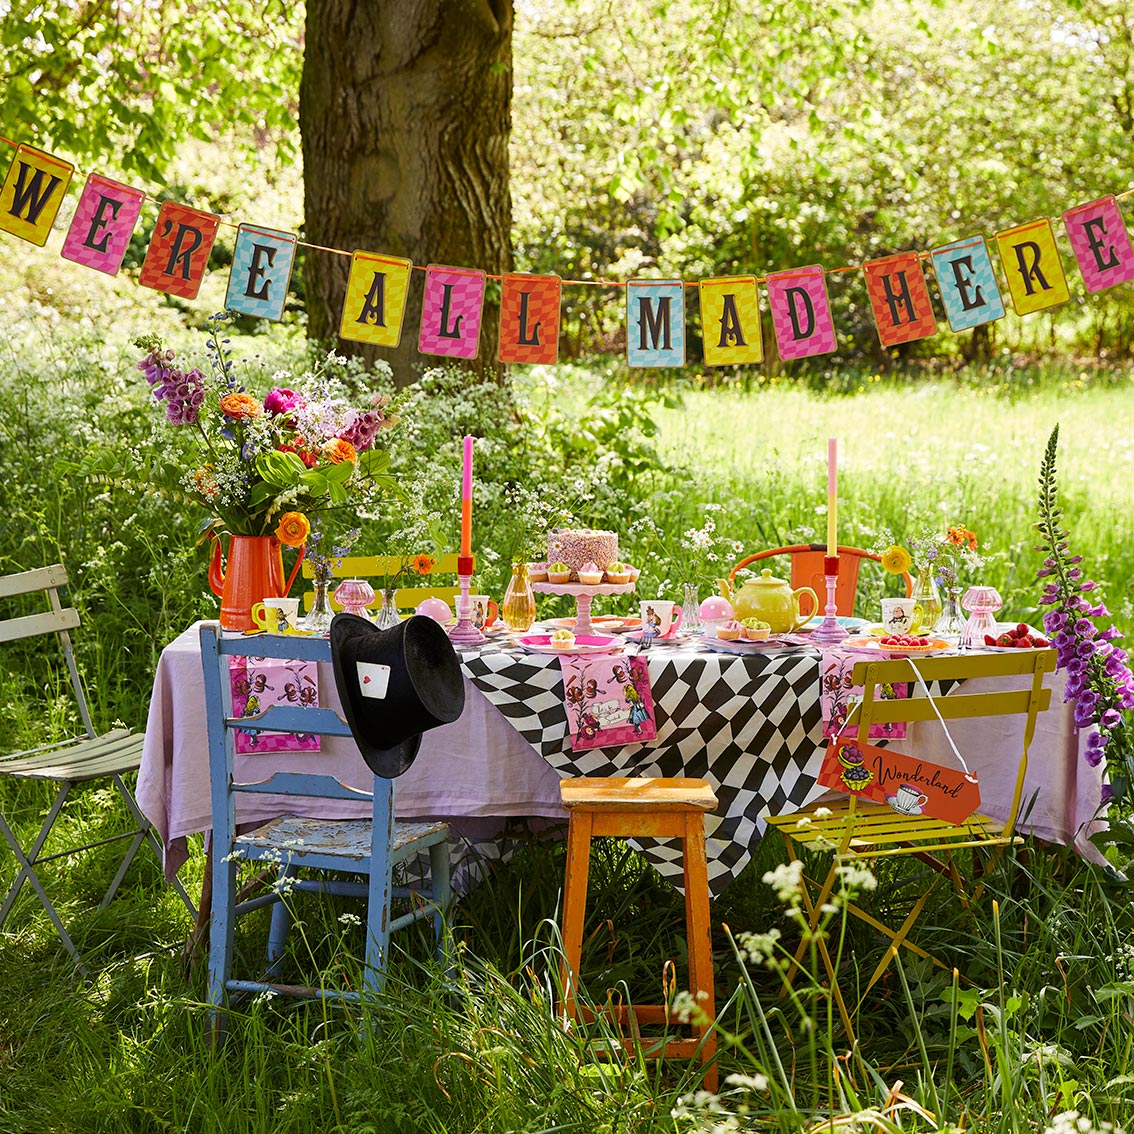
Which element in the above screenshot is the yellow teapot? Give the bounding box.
[716,569,819,634]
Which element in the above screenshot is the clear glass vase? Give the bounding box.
[302,577,334,634]
[680,582,701,637]
[933,585,966,638]
[375,586,401,629]
[909,568,942,635]
[501,562,537,632]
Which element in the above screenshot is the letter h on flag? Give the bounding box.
[863,251,938,348]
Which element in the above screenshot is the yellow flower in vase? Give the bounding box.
[881,545,912,575]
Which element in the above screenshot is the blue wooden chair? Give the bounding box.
[199,623,451,1027]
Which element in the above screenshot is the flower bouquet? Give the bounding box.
[135,312,398,627]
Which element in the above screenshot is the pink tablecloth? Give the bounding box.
[137,624,1107,883]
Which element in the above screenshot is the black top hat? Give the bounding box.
[329,613,466,778]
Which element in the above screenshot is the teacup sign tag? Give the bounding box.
[818,736,981,825]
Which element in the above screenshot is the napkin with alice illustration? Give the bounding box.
[559,655,656,750]
[229,655,321,754]
[820,649,907,739]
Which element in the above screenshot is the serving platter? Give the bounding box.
[516,633,621,656]
[699,634,806,655]
[545,615,641,633]
[842,636,953,656]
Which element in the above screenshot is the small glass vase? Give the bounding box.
[933,585,967,639]
[680,582,701,637]
[375,586,401,629]
[302,577,334,634]
[334,577,375,620]
[909,568,942,635]
[501,562,537,632]
[960,585,1003,649]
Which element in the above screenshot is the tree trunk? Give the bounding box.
[300,0,513,387]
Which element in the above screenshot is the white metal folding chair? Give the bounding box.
[0,564,195,970]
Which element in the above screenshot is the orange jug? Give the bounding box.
[209,534,305,631]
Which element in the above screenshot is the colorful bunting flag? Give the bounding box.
[1062,196,1134,294]
[626,279,685,367]
[929,235,1005,333]
[225,224,297,322]
[698,276,762,366]
[499,273,560,364]
[339,251,413,347]
[995,217,1069,315]
[766,265,837,360]
[60,174,145,275]
[139,201,219,300]
[863,251,937,348]
[419,265,487,359]
[0,144,74,246]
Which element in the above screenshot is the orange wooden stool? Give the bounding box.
[558,777,718,1090]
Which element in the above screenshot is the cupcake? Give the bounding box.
[550,628,576,650]
[604,561,631,585]
[547,561,571,584]
[577,560,604,585]
[741,617,771,640]
[717,620,743,641]
[627,564,642,582]
[527,561,549,583]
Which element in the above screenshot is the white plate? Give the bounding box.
[516,634,621,656]
[978,644,1050,653]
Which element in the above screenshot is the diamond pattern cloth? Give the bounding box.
[460,642,834,897]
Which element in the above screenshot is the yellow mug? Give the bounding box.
[251,598,300,634]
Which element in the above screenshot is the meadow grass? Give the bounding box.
[2,319,1133,1132]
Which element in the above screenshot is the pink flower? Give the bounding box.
[264,387,304,417]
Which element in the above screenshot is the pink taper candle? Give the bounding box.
[826,437,837,558]
[460,435,473,558]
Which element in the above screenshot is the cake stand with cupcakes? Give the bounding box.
[535,529,637,636]
[532,580,636,637]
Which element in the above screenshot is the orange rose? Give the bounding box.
[219,393,262,420]
[322,438,357,465]
[276,511,311,548]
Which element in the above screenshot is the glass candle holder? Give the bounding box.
[334,577,375,620]
[961,585,1003,649]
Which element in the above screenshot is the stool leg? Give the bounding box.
[559,809,593,1024]
[683,811,717,1091]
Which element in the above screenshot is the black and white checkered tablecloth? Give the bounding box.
[459,641,833,896]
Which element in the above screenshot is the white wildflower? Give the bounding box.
[724,1072,769,1092]
[763,860,804,907]
[735,928,781,968]
[835,860,878,894]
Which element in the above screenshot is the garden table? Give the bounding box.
[137,623,1106,900]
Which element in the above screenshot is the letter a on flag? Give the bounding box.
[0,144,74,246]
[765,265,837,361]
[340,251,413,347]
[698,277,762,366]
[499,274,560,363]
[627,279,685,367]
[61,174,145,275]
[139,201,219,299]
[863,251,937,348]
[419,265,487,359]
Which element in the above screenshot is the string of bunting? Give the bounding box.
[2,135,1133,368]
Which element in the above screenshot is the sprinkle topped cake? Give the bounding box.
[546,529,619,581]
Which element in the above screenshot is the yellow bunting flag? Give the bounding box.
[995,217,1070,315]
[340,251,413,347]
[698,277,762,366]
[0,144,74,246]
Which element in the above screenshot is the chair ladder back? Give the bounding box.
[0,564,94,738]
[300,553,461,614]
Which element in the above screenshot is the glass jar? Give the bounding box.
[960,585,1003,649]
[933,585,966,638]
[909,568,942,635]
[501,562,537,632]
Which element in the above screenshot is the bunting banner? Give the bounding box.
[2,134,1133,369]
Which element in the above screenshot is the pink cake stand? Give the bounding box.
[531,581,636,636]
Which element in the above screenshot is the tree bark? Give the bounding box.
[300,0,513,386]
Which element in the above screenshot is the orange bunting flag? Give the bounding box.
[139,201,219,300]
[995,217,1069,315]
[339,251,413,347]
[863,251,938,347]
[0,144,74,247]
[1062,196,1134,294]
[61,174,145,275]
[698,277,763,366]
[499,273,560,363]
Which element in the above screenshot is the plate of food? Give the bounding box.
[842,634,952,656]
[545,615,641,633]
[516,633,621,655]
[699,634,803,655]
[978,625,1050,652]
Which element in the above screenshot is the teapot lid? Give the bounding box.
[747,567,788,587]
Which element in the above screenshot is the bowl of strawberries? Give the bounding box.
[981,623,1050,651]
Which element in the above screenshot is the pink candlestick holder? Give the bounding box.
[809,556,848,645]
[448,573,485,646]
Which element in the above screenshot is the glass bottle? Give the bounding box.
[502,562,537,632]
[934,585,966,639]
[680,582,701,637]
[375,585,401,629]
[302,575,334,634]
[909,568,942,635]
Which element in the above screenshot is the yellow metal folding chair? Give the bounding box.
[0,565,195,970]
[302,553,460,617]
[765,648,1056,1042]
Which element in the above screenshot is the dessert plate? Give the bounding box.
[699,635,802,655]
[546,615,641,633]
[842,636,952,656]
[797,615,869,633]
[517,634,621,656]
[978,644,1050,653]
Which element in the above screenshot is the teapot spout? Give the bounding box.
[716,577,732,601]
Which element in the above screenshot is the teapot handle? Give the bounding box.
[792,586,820,629]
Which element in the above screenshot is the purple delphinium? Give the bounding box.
[1035,425,1134,801]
